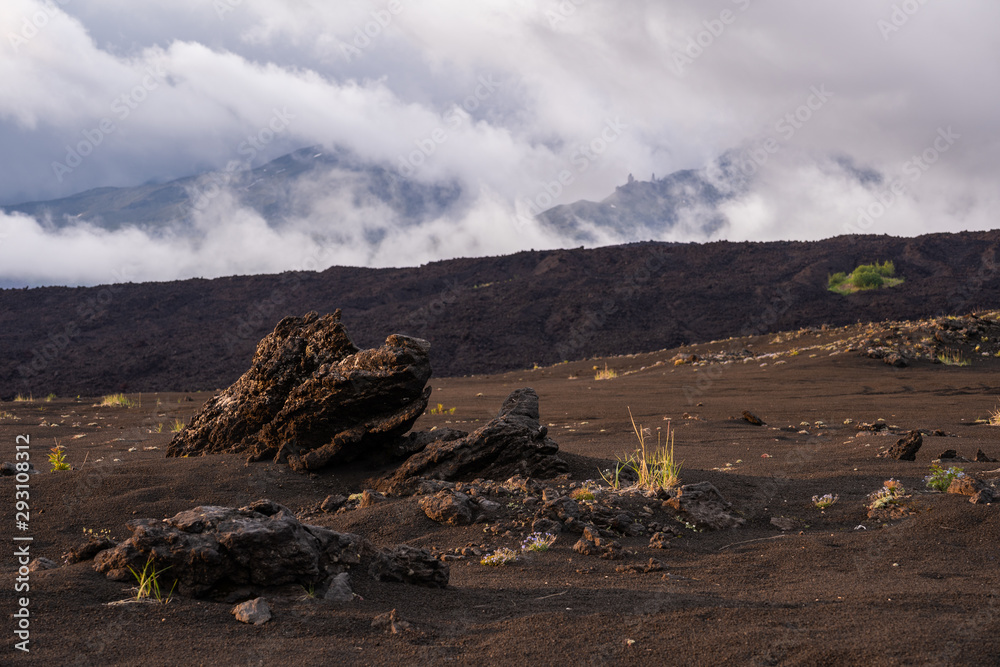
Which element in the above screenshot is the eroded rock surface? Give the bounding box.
[166,311,432,470]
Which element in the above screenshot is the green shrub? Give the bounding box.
[828,272,847,289]
[852,270,884,289]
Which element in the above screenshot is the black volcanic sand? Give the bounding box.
[4,332,1000,665]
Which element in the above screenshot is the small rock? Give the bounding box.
[975,449,999,463]
[420,490,474,526]
[615,558,665,574]
[531,518,562,534]
[947,476,986,496]
[232,598,271,625]
[648,532,672,549]
[970,489,996,505]
[742,410,765,426]
[63,537,117,564]
[369,545,449,588]
[357,490,385,508]
[320,495,347,512]
[372,609,411,634]
[937,449,969,462]
[28,557,58,571]
[770,516,801,532]
[323,573,354,602]
[877,430,922,461]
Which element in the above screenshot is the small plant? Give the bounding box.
[480,547,519,566]
[812,493,839,509]
[828,261,903,295]
[45,393,57,402]
[127,556,176,604]
[925,465,965,492]
[100,393,135,408]
[299,584,318,600]
[989,405,1000,427]
[594,364,618,380]
[13,393,33,403]
[599,410,682,491]
[0,410,14,420]
[569,487,595,502]
[936,350,970,367]
[170,419,186,433]
[153,423,164,433]
[867,479,907,510]
[83,527,113,540]
[48,444,70,471]
[521,533,557,553]
[428,403,456,415]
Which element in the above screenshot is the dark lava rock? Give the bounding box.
[531,517,563,534]
[648,532,673,549]
[28,557,58,572]
[369,545,449,588]
[770,516,801,532]
[166,311,432,471]
[232,598,271,625]
[665,481,744,530]
[320,494,347,513]
[877,430,923,461]
[372,608,412,634]
[741,410,765,426]
[63,536,117,564]
[970,489,996,504]
[975,449,998,463]
[937,449,970,462]
[93,500,373,598]
[380,388,568,494]
[419,490,475,526]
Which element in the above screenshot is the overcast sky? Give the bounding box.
[1,0,998,286]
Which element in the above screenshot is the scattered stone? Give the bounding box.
[970,489,996,505]
[381,389,568,494]
[323,572,354,603]
[167,311,432,471]
[63,536,117,564]
[357,490,385,508]
[665,481,744,530]
[531,518,563,534]
[372,609,411,634]
[28,557,58,572]
[615,558,665,574]
[975,449,999,463]
[648,532,673,549]
[770,516,801,532]
[419,490,475,526]
[741,410,765,426]
[369,545,449,588]
[232,598,271,625]
[937,449,969,462]
[877,430,922,461]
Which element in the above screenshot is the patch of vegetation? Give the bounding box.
[13,393,33,403]
[170,419,186,433]
[594,364,618,380]
[867,479,907,510]
[480,547,519,566]
[521,532,557,553]
[599,409,682,491]
[127,556,176,604]
[936,349,970,366]
[989,405,1000,427]
[828,261,903,294]
[569,487,595,502]
[925,465,965,492]
[812,493,838,509]
[45,393,57,402]
[428,403,456,415]
[100,393,136,408]
[48,444,70,471]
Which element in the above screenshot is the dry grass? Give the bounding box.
[600,409,682,491]
[594,364,618,380]
[99,393,136,408]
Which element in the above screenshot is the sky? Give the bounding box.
[0,0,998,286]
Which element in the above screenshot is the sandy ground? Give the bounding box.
[3,328,1000,666]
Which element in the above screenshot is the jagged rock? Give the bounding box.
[166,311,432,471]
[975,449,999,463]
[531,518,563,534]
[937,449,969,462]
[28,557,58,571]
[877,430,923,461]
[419,490,475,525]
[947,476,987,497]
[93,500,370,598]
[665,481,744,530]
[63,536,117,564]
[369,545,449,588]
[232,598,271,625]
[323,572,354,602]
[615,558,665,574]
[357,490,385,508]
[970,489,996,504]
[380,389,568,494]
[648,532,673,549]
[742,410,765,426]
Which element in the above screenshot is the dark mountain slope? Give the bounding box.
[2,231,999,398]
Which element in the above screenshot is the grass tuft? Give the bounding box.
[170,419,186,433]
[594,364,618,380]
[936,349,970,366]
[100,393,136,408]
[127,555,176,604]
[599,409,682,491]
